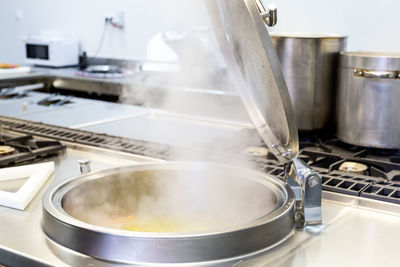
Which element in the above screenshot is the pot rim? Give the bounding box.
[270,32,347,39]
[43,161,295,238]
[340,51,400,70]
[341,51,400,58]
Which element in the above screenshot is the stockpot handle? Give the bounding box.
[354,69,399,79]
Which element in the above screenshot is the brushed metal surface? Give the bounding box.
[1,139,400,266]
[0,142,151,267]
[337,52,400,148]
[0,92,65,117]
[271,34,347,130]
[36,196,400,267]
[42,162,296,264]
[2,91,150,128]
[80,111,249,148]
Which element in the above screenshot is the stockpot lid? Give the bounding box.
[341,51,400,71]
[206,0,298,163]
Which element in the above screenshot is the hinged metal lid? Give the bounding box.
[206,0,299,163]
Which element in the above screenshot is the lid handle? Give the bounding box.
[254,0,277,26]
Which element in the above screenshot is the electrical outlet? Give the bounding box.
[105,11,124,29]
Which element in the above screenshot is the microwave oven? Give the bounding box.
[23,36,80,67]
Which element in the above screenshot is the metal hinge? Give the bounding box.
[284,158,322,227]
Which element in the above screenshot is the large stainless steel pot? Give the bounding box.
[271,33,347,130]
[42,162,296,264]
[337,51,400,148]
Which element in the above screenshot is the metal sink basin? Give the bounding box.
[42,162,296,264]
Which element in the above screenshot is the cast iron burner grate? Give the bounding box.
[0,132,66,168]
[297,131,400,204]
[0,87,30,99]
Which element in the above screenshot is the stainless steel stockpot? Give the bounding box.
[271,33,347,131]
[337,51,400,148]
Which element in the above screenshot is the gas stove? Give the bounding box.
[294,132,400,205]
[1,115,400,207]
[0,132,66,168]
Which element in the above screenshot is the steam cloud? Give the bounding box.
[64,0,277,234]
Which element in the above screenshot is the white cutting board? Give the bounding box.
[0,162,54,210]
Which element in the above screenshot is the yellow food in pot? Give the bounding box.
[106,215,207,233]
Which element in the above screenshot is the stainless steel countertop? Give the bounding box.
[0,66,249,122]
[2,143,400,267]
[241,194,400,267]
[0,91,151,129]
[80,111,252,148]
[0,129,399,266]
[17,99,150,129]
[0,66,140,86]
[0,90,251,148]
[0,66,233,92]
[1,83,400,266]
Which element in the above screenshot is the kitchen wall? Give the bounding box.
[0,0,398,64]
[0,0,210,64]
[268,0,400,51]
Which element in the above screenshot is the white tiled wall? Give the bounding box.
[0,0,398,64]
